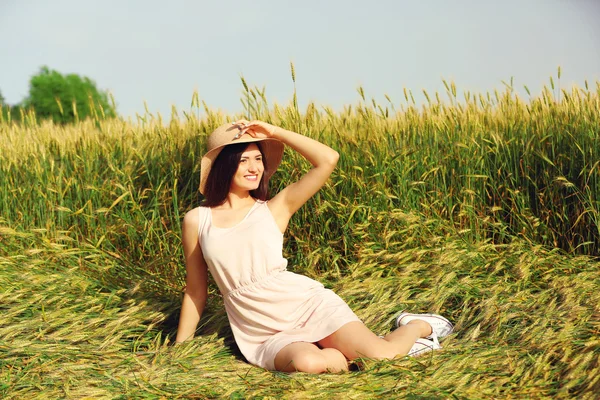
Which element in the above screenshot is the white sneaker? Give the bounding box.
[396,312,454,340]
[407,338,441,357]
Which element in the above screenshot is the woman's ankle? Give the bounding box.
[407,319,433,337]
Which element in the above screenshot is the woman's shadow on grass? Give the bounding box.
[141,286,246,362]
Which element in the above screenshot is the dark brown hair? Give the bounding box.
[201,142,269,207]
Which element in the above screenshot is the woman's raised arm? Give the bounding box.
[234,120,339,232]
[175,208,209,343]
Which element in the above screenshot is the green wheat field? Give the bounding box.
[1,73,599,399]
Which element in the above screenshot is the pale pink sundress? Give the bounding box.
[197,200,361,370]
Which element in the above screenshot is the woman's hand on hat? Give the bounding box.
[232,119,278,139]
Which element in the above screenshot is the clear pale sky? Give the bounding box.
[1,0,599,118]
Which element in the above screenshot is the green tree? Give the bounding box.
[22,66,116,124]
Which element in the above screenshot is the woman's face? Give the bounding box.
[230,143,264,192]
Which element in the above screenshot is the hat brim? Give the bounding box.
[199,135,284,195]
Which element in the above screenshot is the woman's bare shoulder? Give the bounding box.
[182,206,208,227]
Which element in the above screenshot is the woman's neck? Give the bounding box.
[221,190,255,209]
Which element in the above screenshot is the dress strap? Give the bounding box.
[197,206,209,238]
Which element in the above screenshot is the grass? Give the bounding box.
[1,72,599,398]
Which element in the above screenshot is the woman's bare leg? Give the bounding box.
[318,321,432,360]
[274,342,349,373]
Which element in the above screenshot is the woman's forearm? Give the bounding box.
[272,127,339,168]
[175,292,206,343]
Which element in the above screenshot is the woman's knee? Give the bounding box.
[286,352,328,373]
[321,348,349,372]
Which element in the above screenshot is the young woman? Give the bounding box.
[175,120,453,373]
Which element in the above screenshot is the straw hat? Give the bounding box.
[199,123,285,194]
